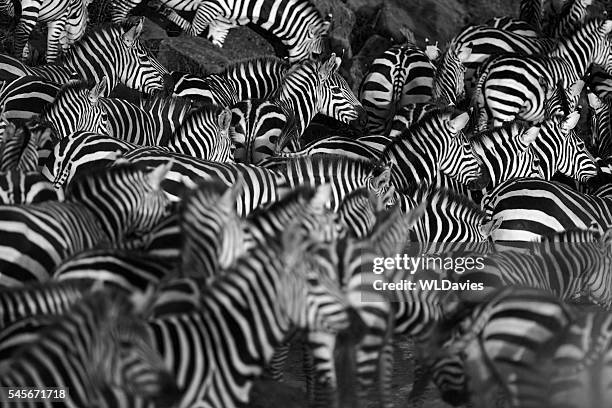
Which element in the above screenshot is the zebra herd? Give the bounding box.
[2,0,612,407]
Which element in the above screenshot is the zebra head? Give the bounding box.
[169,104,235,162]
[65,162,173,241]
[586,19,612,74]
[541,111,598,183]
[293,13,332,63]
[470,121,542,189]
[83,287,181,405]
[180,176,247,277]
[320,68,368,130]
[41,79,109,138]
[0,0,13,17]
[439,111,488,189]
[118,18,168,94]
[433,44,471,106]
[581,229,612,309]
[280,225,354,334]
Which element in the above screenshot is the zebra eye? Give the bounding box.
[330,87,342,95]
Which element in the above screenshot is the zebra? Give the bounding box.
[337,187,384,239]
[378,107,487,192]
[468,120,542,190]
[546,0,593,38]
[431,286,573,408]
[449,24,556,92]
[0,280,91,331]
[586,65,612,102]
[13,0,89,63]
[531,110,598,183]
[232,54,366,164]
[0,18,168,95]
[453,232,612,307]
[0,121,42,172]
[135,220,354,408]
[0,162,172,286]
[0,287,182,407]
[483,178,612,242]
[130,0,331,63]
[432,44,472,106]
[474,19,612,126]
[543,78,584,120]
[40,79,110,138]
[549,306,612,408]
[0,121,62,204]
[359,40,435,134]
[169,56,290,106]
[53,249,173,293]
[114,150,393,215]
[0,0,14,17]
[517,0,543,33]
[587,91,612,158]
[485,16,538,37]
[179,178,247,278]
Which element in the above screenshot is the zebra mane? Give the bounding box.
[220,56,289,77]
[412,184,487,221]
[65,162,151,197]
[40,80,94,116]
[392,106,463,142]
[139,92,193,115]
[247,185,317,218]
[55,23,138,64]
[183,102,227,120]
[553,18,607,50]
[470,119,530,141]
[179,178,233,208]
[273,154,386,175]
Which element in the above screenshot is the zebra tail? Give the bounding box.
[471,63,492,131]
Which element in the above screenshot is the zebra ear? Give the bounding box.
[311,184,332,210]
[123,17,144,46]
[520,126,540,147]
[372,167,391,190]
[129,285,156,315]
[217,108,232,132]
[318,54,341,81]
[88,77,108,104]
[147,161,173,190]
[588,92,603,109]
[479,217,502,238]
[560,111,580,133]
[447,112,470,134]
[600,20,612,36]
[456,44,471,63]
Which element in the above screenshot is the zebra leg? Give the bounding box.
[14,0,42,60]
[263,343,290,381]
[377,334,395,408]
[46,19,67,63]
[155,6,193,33]
[206,20,234,48]
[307,331,339,408]
[189,7,218,37]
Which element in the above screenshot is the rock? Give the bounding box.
[377,0,468,45]
[312,0,356,56]
[157,26,274,75]
[348,34,393,92]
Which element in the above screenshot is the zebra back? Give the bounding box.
[469,120,543,189]
[546,0,593,38]
[53,248,173,294]
[485,16,538,37]
[380,107,485,191]
[0,288,180,406]
[41,79,110,138]
[359,43,435,134]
